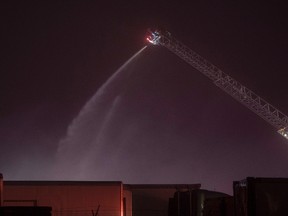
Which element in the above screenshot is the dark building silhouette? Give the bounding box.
[168,190,232,216]
[234,177,288,216]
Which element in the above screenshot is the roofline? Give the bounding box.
[4,181,123,186]
[124,184,201,190]
[3,181,201,190]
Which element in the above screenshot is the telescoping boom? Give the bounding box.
[146,29,288,140]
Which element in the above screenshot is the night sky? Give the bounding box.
[1,1,288,194]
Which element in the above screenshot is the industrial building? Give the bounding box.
[1,174,206,216]
[2,180,127,216]
[126,184,201,216]
[3,174,288,215]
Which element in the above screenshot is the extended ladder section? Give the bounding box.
[146,30,288,140]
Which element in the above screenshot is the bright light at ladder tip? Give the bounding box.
[278,127,288,139]
[146,37,155,44]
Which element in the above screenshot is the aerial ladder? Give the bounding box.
[146,30,288,140]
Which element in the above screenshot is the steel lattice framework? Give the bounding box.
[147,30,288,140]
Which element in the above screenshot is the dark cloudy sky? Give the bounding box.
[1,1,288,194]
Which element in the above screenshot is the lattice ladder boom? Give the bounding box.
[146,29,288,140]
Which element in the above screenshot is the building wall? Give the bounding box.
[127,184,201,216]
[123,188,132,216]
[3,181,126,216]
